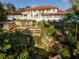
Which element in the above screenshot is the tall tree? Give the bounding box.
[58,0,79,59]
[4,2,16,14]
[0,2,6,21]
[69,0,79,11]
[0,2,7,31]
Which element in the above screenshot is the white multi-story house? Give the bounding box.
[7,6,66,21]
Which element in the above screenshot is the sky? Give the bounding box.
[0,0,71,10]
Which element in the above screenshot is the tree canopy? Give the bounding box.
[0,2,6,21]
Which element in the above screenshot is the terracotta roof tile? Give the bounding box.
[24,6,58,11]
[56,10,66,14]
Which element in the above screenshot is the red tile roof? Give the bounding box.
[7,6,67,15]
[56,10,66,14]
[24,6,58,11]
[22,6,67,14]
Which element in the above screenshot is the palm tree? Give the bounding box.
[61,0,79,38]
[59,0,79,59]
[69,0,79,11]
[68,0,79,40]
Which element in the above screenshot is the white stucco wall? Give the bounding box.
[7,14,64,22]
[7,8,64,22]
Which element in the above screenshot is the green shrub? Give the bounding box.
[59,48,71,57]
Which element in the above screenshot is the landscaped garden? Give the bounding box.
[0,0,79,59]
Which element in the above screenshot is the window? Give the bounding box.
[51,9,57,12]
[46,9,50,12]
[33,10,36,12]
[53,9,55,11]
[34,14,38,18]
